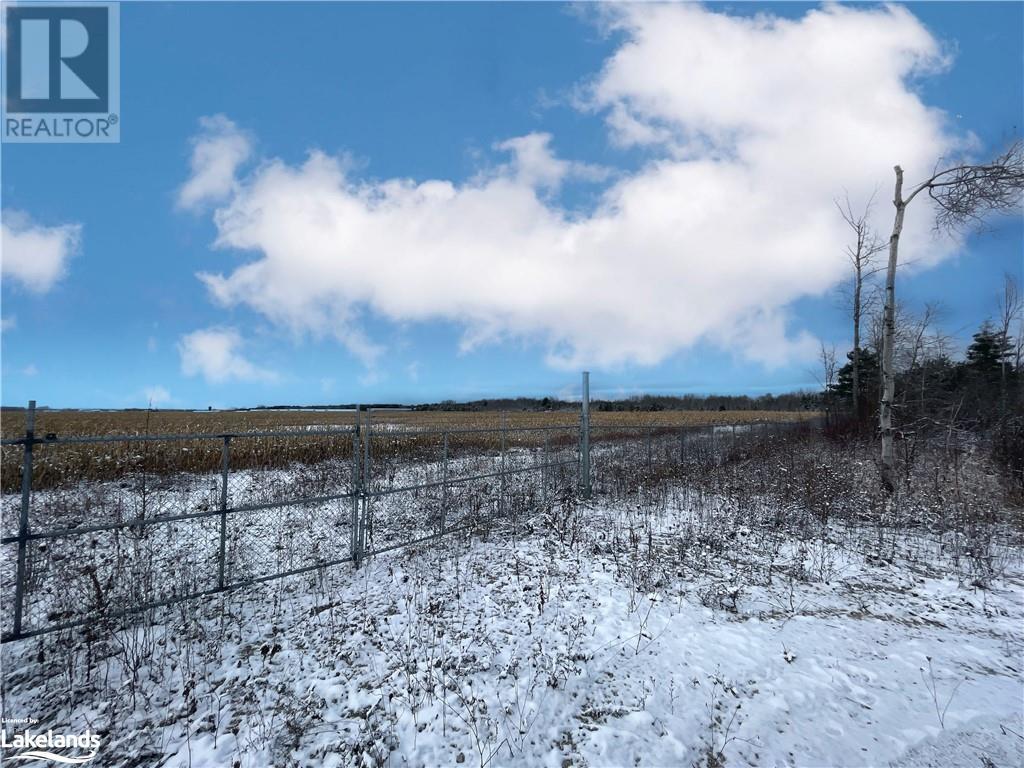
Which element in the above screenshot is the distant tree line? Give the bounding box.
[591,392,817,412]
[411,392,817,413]
[237,393,818,414]
[248,403,408,411]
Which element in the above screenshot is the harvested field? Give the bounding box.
[0,409,818,492]
[0,407,819,439]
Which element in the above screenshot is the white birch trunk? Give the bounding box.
[880,166,905,493]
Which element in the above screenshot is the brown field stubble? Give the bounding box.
[1,409,818,492]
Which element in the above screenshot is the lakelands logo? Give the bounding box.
[3,2,120,142]
[1,723,101,764]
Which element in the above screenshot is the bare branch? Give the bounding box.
[997,272,1022,339]
[920,141,1024,233]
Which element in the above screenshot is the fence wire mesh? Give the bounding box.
[1,400,817,642]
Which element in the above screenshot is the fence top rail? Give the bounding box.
[0,426,359,446]
[367,424,579,437]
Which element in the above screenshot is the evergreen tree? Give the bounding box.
[966,321,1014,375]
[833,347,880,418]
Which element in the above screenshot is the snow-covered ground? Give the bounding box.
[2,485,1021,768]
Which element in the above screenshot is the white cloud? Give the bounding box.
[143,385,172,406]
[21,363,38,377]
[1,210,81,293]
[187,4,964,370]
[1,316,15,332]
[358,369,385,387]
[177,115,253,211]
[493,133,609,191]
[178,327,277,384]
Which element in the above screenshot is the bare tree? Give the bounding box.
[880,141,1024,491]
[819,341,837,390]
[898,302,947,415]
[867,299,948,419]
[818,342,838,426]
[836,193,886,421]
[899,302,942,378]
[1016,313,1024,374]
[996,273,1022,403]
[868,295,906,374]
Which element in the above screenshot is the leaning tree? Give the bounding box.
[880,141,1024,492]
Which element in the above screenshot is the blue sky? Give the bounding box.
[1,1,1021,409]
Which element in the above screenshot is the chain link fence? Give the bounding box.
[1,383,818,642]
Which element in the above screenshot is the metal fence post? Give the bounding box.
[12,400,36,639]
[499,412,507,519]
[646,426,653,470]
[679,428,686,465]
[218,435,231,589]
[441,430,448,535]
[580,371,591,499]
[360,408,371,559]
[352,407,362,563]
[542,431,550,506]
